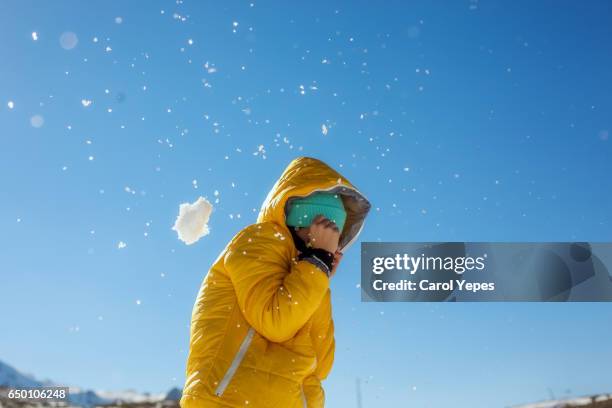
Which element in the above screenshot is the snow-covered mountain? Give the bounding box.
[0,359,51,388]
[0,359,176,407]
[512,393,612,408]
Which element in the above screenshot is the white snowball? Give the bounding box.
[172,196,213,245]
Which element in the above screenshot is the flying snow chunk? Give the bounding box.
[172,196,213,245]
[7,101,15,109]
[32,32,38,41]
[81,99,93,107]
[321,124,328,136]
[117,241,127,249]
[59,31,78,50]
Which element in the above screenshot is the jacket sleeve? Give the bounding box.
[224,223,330,343]
[310,289,335,380]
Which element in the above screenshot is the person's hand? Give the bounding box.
[330,250,343,279]
[307,214,340,254]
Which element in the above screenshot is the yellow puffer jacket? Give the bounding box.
[180,156,371,408]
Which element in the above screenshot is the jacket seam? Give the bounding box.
[199,296,242,391]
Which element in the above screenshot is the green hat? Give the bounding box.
[286,192,347,231]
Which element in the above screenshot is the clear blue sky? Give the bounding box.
[1,1,611,407]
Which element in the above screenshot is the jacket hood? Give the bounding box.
[256,156,371,252]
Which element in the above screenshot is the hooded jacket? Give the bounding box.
[180,156,371,408]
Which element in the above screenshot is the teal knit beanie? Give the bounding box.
[286,192,347,231]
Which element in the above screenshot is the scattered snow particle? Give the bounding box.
[192,179,198,189]
[253,144,267,159]
[321,124,328,136]
[30,115,44,128]
[59,31,78,50]
[117,241,127,249]
[105,45,112,52]
[172,196,213,245]
[135,299,141,305]
[88,155,95,161]
[32,32,38,41]
[204,61,217,73]
[16,217,21,223]
[403,167,410,172]
[115,16,123,24]
[7,101,14,109]
[188,38,194,45]
[81,99,93,107]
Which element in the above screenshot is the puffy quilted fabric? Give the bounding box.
[181,156,371,408]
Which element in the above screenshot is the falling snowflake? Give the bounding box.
[117,241,127,249]
[204,61,217,73]
[253,144,267,159]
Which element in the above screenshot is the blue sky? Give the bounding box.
[1,0,611,407]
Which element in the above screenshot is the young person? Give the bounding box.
[181,156,371,408]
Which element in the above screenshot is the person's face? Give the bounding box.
[293,216,341,248]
